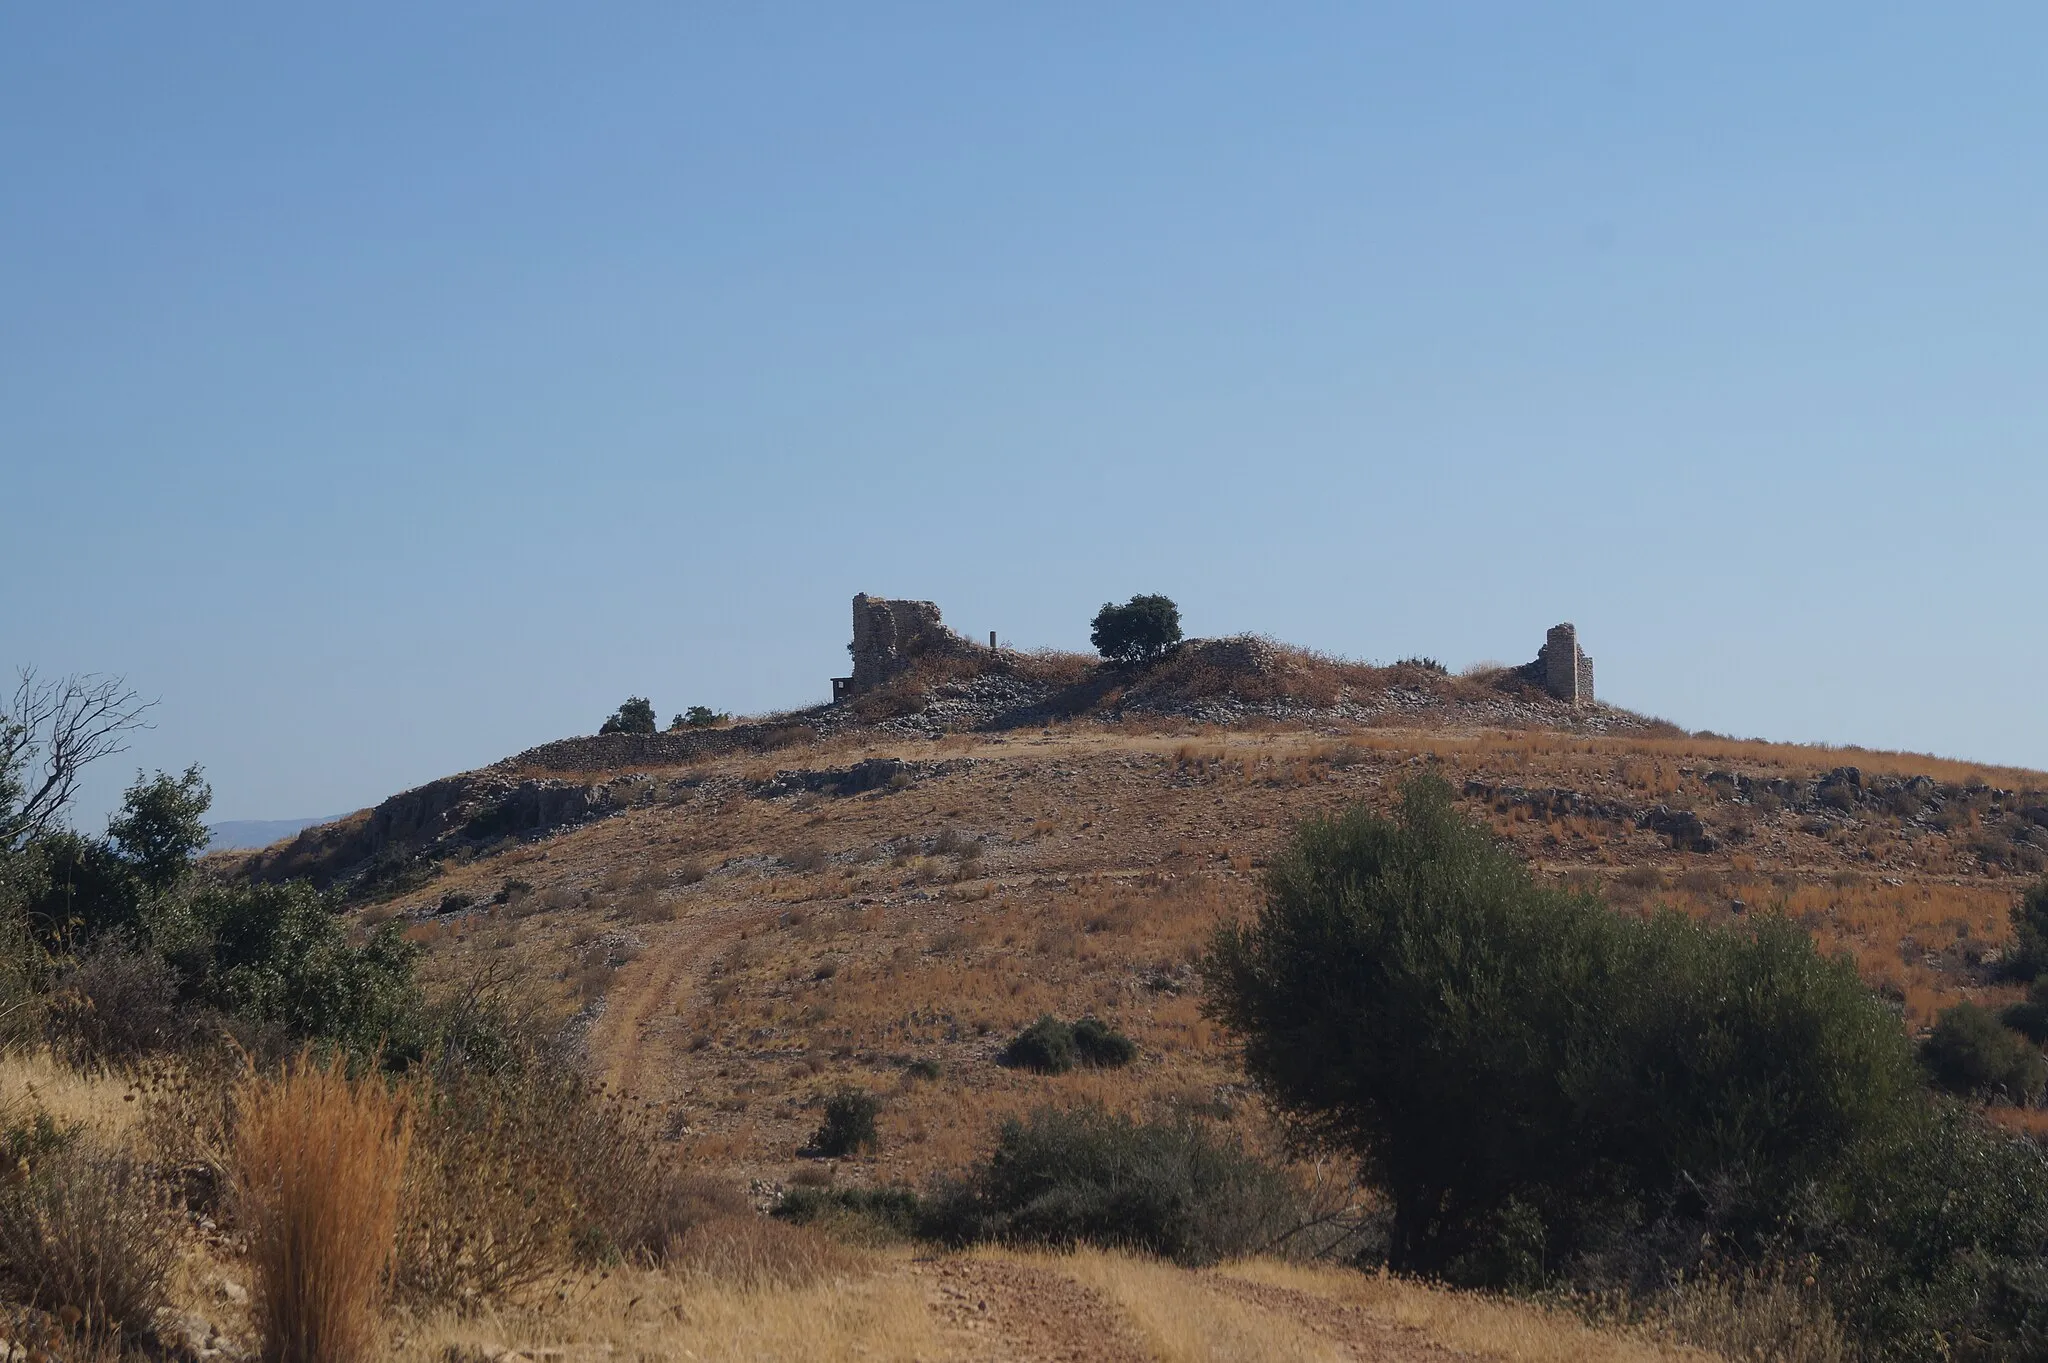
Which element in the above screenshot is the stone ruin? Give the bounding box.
[825,593,1598,709]
[1533,622,1595,705]
[832,593,981,701]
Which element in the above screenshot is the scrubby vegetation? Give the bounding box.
[807,1087,881,1157]
[1206,775,2048,1358]
[1921,1001,2048,1104]
[0,676,763,1359]
[998,1014,1138,1074]
[23,659,2048,1359]
[779,1104,1301,1267]
[671,705,728,730]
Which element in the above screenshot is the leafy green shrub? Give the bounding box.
[1000,1015,1135,1073]
[1204,777,1922,1282]
[1920,1001,2046,1103]
[1201,776,2048,1356]
[808,1088,881,1157]
[599,697,657,736]
[904,1057,942,1082]
[1090,595,1182,666]
[926,1105,1298,1266]
[773,1186,923,1241]
[179,880,427,1062]
[1001,1015,1075,1073]
[18,831,142,949]
[1071,1016,1137,1068]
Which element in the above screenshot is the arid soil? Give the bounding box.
[353,713,2048,1191]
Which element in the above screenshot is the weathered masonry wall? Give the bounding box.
[836,593,978,699]
[1537,622,1595,705]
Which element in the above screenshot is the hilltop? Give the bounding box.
[217,598,2048,1194]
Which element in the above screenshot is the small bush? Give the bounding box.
[672,706,728,731]
[1001,1015,1134,1072]
[930,1105,1299,1266]
[1071,1016,1138,1068]
[904,1057,942,1082]
[234,1053,414,1363]
[774,1186,924,1242]
[1001,1016,1076,1073]
[0,1137,179,1338]
[1921,1001,2047,1103]
[808,1088,880,1157]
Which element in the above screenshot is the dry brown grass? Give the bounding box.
[1058,1247,1350,1361]
[0,1049,142,1149]
[234,1053,413,1363]
[1219,1259,1715,1363]
[391,1248,929,1363]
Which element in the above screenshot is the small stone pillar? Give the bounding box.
[1543,623,1581,703]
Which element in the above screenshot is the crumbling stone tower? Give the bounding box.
[1538,623,1596,704]
[832,594,975,701]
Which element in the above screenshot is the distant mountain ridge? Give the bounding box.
[206,816,336,852]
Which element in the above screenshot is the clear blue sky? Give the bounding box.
[5,4,2044,824]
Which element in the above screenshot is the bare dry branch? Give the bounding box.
[0,669,156,849]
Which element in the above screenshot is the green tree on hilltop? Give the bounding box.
[599,697,657,736]
[1090,595,1182,666]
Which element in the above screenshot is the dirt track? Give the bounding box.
[908,1254,1475,1363]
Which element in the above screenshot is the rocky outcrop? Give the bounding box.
[240,771,647,891]
[1639,804,1719,853]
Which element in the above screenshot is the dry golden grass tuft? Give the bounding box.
[234,1052,413,1363]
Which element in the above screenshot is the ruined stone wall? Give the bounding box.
[1536,622,1595,705]
[846,593,976,695]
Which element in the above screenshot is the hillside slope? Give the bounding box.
[281,657,2048,1194]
